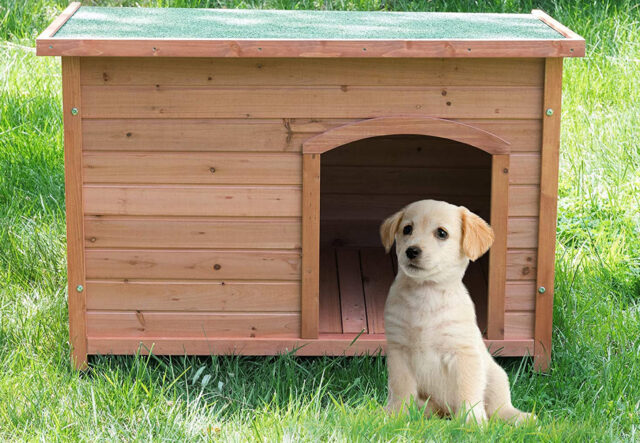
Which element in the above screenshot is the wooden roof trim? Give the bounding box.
[302,116,511,155]
[35,37,584,58]
[532,9,585,41]
[36,2,81,41]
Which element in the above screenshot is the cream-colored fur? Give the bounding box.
[380,199,532,424]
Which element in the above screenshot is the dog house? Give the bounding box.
[38,4,584,370]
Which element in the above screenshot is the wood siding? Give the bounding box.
[78,57,543,345]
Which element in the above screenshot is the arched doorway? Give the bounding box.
[301,117,510,344]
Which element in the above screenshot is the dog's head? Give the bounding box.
[380,200,494,283]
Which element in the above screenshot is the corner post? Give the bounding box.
[534,57,563,371]
[62,57,88,370]
[301,153,320,338]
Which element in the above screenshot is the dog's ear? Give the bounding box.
[460,207,494,261]
[380,209,404,254]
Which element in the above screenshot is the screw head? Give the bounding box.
[71,107,79,116]
[538,286,546,294]
[76,285,84,292]
[545,108,554,116]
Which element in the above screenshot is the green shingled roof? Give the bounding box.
[53,7,565,41]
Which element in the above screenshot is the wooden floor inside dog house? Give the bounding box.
[318,135,492,338]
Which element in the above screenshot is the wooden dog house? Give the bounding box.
[38,4,584,370]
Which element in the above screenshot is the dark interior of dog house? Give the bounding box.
[318,135,492,337]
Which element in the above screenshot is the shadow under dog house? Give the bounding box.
[38,4,584,370]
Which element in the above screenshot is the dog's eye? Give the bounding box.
[403,225,412,235]
[435,228,448,240]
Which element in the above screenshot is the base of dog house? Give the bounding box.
[86,337,534,358]
[86,246,532,359]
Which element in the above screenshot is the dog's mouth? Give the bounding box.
[406,263,425,271]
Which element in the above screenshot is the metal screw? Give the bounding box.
[76,285,84,292]
[538,286,546,294]
[213,264,221,270]
[71,107,78,116]
[209,167,216,174]
[545,108,554,116]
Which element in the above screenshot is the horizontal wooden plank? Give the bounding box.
[84,217,301,249]
[509,153,541,185]
[505,281,536,311]
[38,37,584,59]
[83,185,301,216]
[81,86,543,119]
[86,336,534,357]
[320,194,490,222]
[322,136,491,168]
[508,185,540,217]
[83,152,302,185]
[506,249,537,281]
[504,311,535,339]
[459,119,541,152]
[507,217,539,249]
[321,166,490,195]
[85,249,301,280]
[82,119,330,152]
[81,57,544,87]
[86,280,300,311]
[81,118,541,153]
[86,311,300,338]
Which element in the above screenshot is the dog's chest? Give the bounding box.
[385,286,464,348]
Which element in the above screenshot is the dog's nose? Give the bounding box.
[405,246,421,260]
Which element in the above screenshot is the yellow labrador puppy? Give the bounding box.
[380,199,531,424]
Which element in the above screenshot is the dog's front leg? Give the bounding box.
[453,351,488,424]
[385,347,419,414]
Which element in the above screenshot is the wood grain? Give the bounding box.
[86,280,301,311]
[509,153,541,184]
[304,116,510,155]
[85,249,301,280]
[507,217,539,248]
[61,57,87,370]
[360,248,394,334]
[336,249,368,334]
[505,281,536,311]
[487,155,509,339]
[82,118,325,152]
[321,167,491,195]
[38,37,584,59]
[534,57,563,371]
[87,336,534,357]
[506,249,538,281]
[84,216,301,249]
[80,57,544,86]
[83,152,301,184]
[81,85,542,119]
[319,249,342,334]
[504,311,535,339]
[86,311,300,338]
[81,118,541,152]
[320,194,490,223]
[321,136,492,167]
[301,153,320,339]
[508,185,540,216]
[83,185,301,217]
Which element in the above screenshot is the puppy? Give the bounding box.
[380,199,531,424]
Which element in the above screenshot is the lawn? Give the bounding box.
[1,0,639,440]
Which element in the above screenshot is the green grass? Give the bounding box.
[1,0,639,440]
